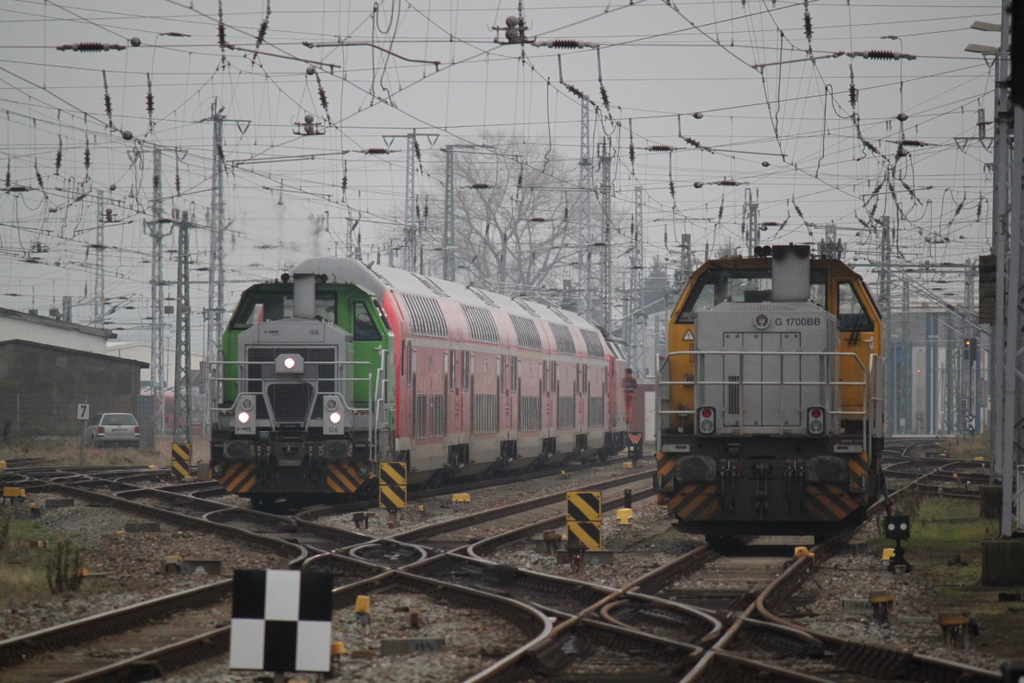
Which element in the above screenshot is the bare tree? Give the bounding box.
[409,135,591,297]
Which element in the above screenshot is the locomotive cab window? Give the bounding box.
[837,282,873,332]
[231,289,336,329]
[677,268,826,322]
[353,301,382,341]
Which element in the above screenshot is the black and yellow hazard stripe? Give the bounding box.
[846,452,870,490]
[567,521,602,550]
[378,461,407,508]
[171,443,191,480]
[566,491,602,522]
[805,483,861,522]
[666,483,719,521]
[379,483,407,509]
[218,462,256,493]
[656,452,676,481]
[379,461,408,487]
[327,462,367,494]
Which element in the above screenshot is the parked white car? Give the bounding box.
[88,413,140,448]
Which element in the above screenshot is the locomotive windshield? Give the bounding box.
[230,289,337,329]
[676,267,826,322]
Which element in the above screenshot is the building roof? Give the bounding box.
[0,339,148,368]
[0,307,115,340]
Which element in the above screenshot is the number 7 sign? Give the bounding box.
[77,404,90,421]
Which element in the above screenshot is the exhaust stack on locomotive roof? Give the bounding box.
[771,244,811,302]
[292,268,317,320]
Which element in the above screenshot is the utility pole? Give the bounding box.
[385,131,436,269]
[625,186,646,373]
[579,97,594,320]
[879,216,893,434]
[742,188,759,256]
[92,190,106,327]
[404,133,417,270]
[442,144,491,281]
[202,101,227,428]
[146,148,173,438]
[992,0,1021,537]
[173,210,192,446]
[598,137,613,330]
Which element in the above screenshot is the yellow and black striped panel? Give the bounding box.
[566,491,602,522]
[379,484,407,509]
[218,462,256,493]
[327,462,367,494]
[379,461,408,487]
[171,443,191,480]
[666,483,719,521]
[567,521,602,550]
[656,452,677,490]
[847,452,870,490]
[805,483,861,522]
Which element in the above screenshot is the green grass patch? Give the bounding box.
[0,515,84,608]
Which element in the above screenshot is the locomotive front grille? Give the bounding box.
[268,383,314,423]
[245,347,337,424]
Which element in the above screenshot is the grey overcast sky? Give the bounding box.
[0,0,1001,341]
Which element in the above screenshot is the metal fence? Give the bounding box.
[0,393,160,449]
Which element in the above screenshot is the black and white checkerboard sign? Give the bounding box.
[230,569,333,673]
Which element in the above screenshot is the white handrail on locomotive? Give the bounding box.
[369,345,392,462]
[656,349,879,456]
[210,357,377,434]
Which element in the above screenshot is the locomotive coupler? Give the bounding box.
[753,463,772,516]
[719,459,740,510]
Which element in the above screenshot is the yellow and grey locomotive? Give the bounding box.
[655,245,884,542]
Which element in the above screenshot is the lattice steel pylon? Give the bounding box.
[146,148,173,438]
[624,186,646,373]
[173,210,192,445]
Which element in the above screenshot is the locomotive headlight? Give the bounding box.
[807,407,825,435]
[697,407,716,435]
[275,353,304,374]
[235,393,257,434]
[322,394,344,434]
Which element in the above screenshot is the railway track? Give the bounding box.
[0,455,1005,682]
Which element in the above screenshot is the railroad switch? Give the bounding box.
[869,593,894,624]
[29,502,40,518]
[353,512,368,529]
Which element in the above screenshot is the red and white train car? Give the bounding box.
[371,260,630,484]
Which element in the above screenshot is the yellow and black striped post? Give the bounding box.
[378,461,408,509]
[170,443,191,480]
[566,491,602,550]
